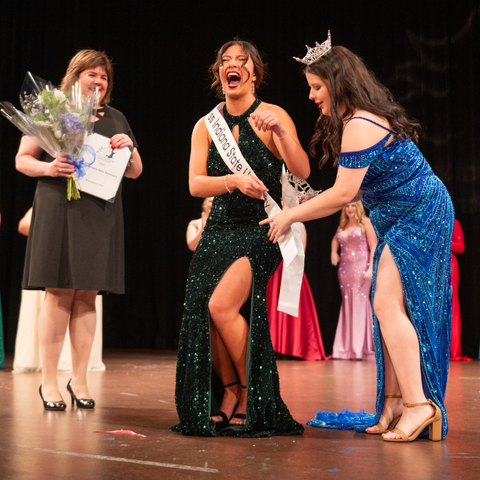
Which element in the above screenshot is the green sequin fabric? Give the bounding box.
[172,99,304,437]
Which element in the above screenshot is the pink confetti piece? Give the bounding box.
[91,430,146,437]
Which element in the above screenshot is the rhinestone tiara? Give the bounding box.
[293,31,331,65]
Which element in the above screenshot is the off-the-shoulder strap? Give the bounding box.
[345,116,396,134]
[338,133,392,169]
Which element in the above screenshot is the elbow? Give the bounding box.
[289,160,310,180]
[15,155,24,173]
[298,165,311,180]
[130,165,143,179]
[337,191,355,206]
[189,181,203,198]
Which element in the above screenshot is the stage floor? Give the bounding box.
[0,352,479,479]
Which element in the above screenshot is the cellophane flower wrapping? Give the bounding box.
[0,72,99,200]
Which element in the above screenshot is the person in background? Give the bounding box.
[186,197,214,251]
[267,222,326,361]
[450,219,468,361]
[330,201,377,360]
[0,212,4,369]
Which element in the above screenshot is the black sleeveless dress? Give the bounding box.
[22,106,138,294]
[172,99,304,437]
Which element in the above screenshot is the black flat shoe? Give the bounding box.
[67,378,95,409]
[39,385,66,411]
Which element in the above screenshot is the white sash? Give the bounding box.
[205,103,305,316]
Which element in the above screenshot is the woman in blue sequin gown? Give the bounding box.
[262,42,453,441]
[172,40,310,437]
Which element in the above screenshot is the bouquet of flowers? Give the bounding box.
[0,72,100,200]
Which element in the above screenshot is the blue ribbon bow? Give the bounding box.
[67,145,96,178]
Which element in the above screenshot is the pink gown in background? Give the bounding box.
[332,226,375,360]
[267,261,326,361]
[450,219,468,360]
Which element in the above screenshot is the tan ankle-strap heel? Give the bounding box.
[365,395,402,435]
[383,399,442,442]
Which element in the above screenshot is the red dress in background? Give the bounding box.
[267,261,326,361]
[450,219,466,360]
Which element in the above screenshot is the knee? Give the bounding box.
[74,290,98,308]
[208,296,228,325]
[373,293,390,324]
[46,288,75,309]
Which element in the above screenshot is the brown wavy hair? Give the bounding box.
[59,49,114,106]
[209,38,267,99]
[305,46,421,167]
[337,201,367,233]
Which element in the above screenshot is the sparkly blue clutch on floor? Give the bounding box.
[307,408,377,432]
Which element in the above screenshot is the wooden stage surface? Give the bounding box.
[0,352,479,479]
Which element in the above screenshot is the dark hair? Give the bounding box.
[209,38,267,98]
[59,49,114,106]
[305,46,421,167]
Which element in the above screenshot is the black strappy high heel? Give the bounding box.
[67,378,95,409]
[213,381,239,431]
[230,385,247,423]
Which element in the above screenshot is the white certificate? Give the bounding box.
[74,133,132,202]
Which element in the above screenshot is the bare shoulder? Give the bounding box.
[255,101,286,116]
[342,110,392,152]
[192,116,211,142]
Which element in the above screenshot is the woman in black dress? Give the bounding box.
[16,49,142,410]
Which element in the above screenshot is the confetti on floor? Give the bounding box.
[91,430,146,438]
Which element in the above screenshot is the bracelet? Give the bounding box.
[224,175,232,194]
[276,131,290,140]
[128,157,134,167]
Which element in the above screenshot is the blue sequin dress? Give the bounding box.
[172,99,304,437]
[308,118,454,439]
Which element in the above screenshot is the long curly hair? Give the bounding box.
[337,201,367,233]
[209,38,267,99]
[305,46,421,167]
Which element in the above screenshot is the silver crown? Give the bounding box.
[293,31,331,65]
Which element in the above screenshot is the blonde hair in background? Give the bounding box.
[59,49,114,106]
[338,201,367,233]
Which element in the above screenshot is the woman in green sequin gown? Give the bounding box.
[172,40,310,437]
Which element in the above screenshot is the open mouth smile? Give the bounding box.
[226,71,241,89]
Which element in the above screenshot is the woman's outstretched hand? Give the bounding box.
[259,205,292,243]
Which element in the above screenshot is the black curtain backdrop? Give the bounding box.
[1,1,479,357]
